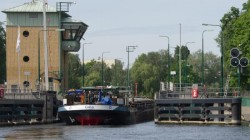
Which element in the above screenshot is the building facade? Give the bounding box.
[2,0,88,93]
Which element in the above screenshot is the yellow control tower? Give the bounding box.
[2,0,88,93]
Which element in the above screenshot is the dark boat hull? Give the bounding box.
[58,104,154,125]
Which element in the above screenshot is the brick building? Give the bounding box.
[2,0,88,93]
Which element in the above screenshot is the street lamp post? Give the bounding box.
[185,41,195,48]
[202,23,223,94]
[37,29,65,90]
[185,42,195,86]
[159,35,170,90]
[126,46,137,90]
[81,42,92,88]
[179,24,182,93]
[202,30,213,86]
[102,51,110,88]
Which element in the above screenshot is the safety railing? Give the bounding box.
[156,86,241,99]
[0,88,51,100]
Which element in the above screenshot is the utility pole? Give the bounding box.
[82,42,92,88]
[202,30,213,86]
[126,46,137,90]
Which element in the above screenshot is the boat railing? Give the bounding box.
[64,90,132,106]
[130,103,153,110]
[129,97,154,110]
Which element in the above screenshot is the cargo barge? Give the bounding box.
[58,86,154,125]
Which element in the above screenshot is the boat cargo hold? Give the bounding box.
[58,86,154,125]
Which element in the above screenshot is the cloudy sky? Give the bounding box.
[0,0,247,67]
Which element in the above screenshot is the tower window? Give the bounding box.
[23,81,30,87]
[23,31,29,37]
[23,56,29,62]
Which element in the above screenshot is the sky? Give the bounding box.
[0,0,248,68]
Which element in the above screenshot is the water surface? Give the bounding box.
[0,122,250,140]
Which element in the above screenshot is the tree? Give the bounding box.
[174,45,190,60]
[85,71,101,86]
[84,59,102,86]
[129,46,198,97]
[131,59,159,97]
[217,1,250,90]
[130,50,171,97]
[110,60,125,86]
[203,52,221,87]
[188,50,220,87]
[0,21,6,84]
[172,46,190,84]
[68,53,81,89]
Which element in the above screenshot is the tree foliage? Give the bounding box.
[131,52,161,98]
[84,60,102,86]
[188,50,220,87]
[83,59,126,87]
[128,46,221,97]
[68,53,82,89]
[110,60,126,86]
[217,0,250,90]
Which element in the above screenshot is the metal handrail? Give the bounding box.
[157,86,241,99]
